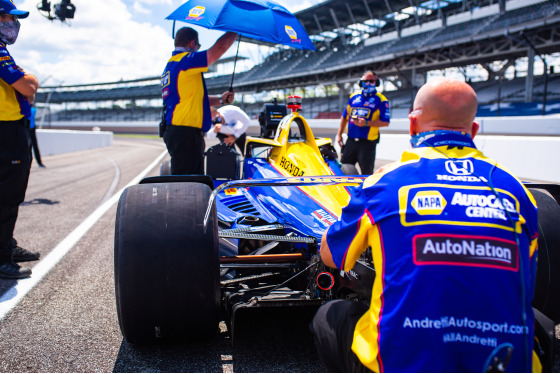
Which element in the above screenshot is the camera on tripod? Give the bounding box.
[37,0,76,22]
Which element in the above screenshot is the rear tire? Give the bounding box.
[529,188,560,324]
[114,182,220,344]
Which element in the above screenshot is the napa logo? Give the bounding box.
[188,6,205,19]
[285,26,301,43]
[411,191,447,215]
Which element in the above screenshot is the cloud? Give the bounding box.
[9,0,172,85]
[5,0,322,85]
[132,2,150,15]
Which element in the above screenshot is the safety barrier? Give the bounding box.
[37,116,559,182]
[36,129,113,156]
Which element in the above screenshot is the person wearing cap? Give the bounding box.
[161,27,238,175]
[336,71,390,175]
[312,78,541,372]
[0,0,41,279]
[208,105,251,155]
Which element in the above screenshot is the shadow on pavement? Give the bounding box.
[112,307,326,373]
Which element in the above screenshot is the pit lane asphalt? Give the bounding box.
[0,136,328,373]
[0,136,558,372]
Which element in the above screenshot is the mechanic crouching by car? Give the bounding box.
[161,27,237,175]
[0,1,41,279]
[312,78,542,372]
[208,105,251,155]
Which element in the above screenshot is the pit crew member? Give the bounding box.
[313,78,540,372]
[161,27,237,175]
[208,105,251,155]
[336,71,390,175]
[0,0,41,279]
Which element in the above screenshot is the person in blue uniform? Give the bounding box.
[312,78,541,372]
[161,27,237,175]
[336,71,390,175]
[0,0,41,279]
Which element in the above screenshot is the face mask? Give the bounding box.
[361,82,376,96]
[0,19,20,45]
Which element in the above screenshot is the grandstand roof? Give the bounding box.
[36,0,560,106]
[295,0,470,38]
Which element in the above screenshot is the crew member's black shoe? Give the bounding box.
[0,262,31,279]
[11,246,40,262]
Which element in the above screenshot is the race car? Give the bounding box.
[113,97,560,368]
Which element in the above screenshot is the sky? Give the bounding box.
[8,0,322,87]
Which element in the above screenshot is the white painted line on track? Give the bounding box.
[101,155,121,204]
[0,150,168,321]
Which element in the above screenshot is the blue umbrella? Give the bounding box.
[166,0,316,51]
[166,0,316,91]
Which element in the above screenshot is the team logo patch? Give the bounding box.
[437,159,487,182]
[161,71,170,88]
[445,160,474,176]
[188,6,205,19]
[413,233,519,271]
[350,107,371,118]
[399,184,521,233]
[411,190,446,215]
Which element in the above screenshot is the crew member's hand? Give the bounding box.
[213,123,222,133]
[224,135,236,146]
[221,91,234,105]
[354,117,367,127]
[336,133,344,148]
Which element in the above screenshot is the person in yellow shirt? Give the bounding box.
[0,0,41,279]
[161,27,237,175]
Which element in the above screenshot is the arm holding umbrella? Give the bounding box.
[207,31,238,106]
[166,0,316,108]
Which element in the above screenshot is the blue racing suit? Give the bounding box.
[325,131,539,372]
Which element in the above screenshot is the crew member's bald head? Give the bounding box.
[410,78,478,136]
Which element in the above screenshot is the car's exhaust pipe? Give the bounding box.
[316,272,334,290]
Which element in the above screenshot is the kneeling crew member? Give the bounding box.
[313,78,540,372]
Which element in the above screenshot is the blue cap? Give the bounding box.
[0,0,29,19]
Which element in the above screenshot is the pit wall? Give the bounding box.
[36,129,113,156]
[309,116,560,183]
[39,116,559,183]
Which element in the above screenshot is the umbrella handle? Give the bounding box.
[229,34,242,92]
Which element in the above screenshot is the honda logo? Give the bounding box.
[445,160,474,176]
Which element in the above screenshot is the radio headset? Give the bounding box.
[419,138,530,372]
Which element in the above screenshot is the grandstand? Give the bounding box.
[35,0,560,125]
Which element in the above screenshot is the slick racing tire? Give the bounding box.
[529,188,560,324]
[114,182,220,344]
[159,160,171,176]
[340,163,360,175]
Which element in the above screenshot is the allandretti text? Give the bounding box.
[403,316,529,335]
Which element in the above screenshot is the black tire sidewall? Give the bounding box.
[115,182,219,343]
